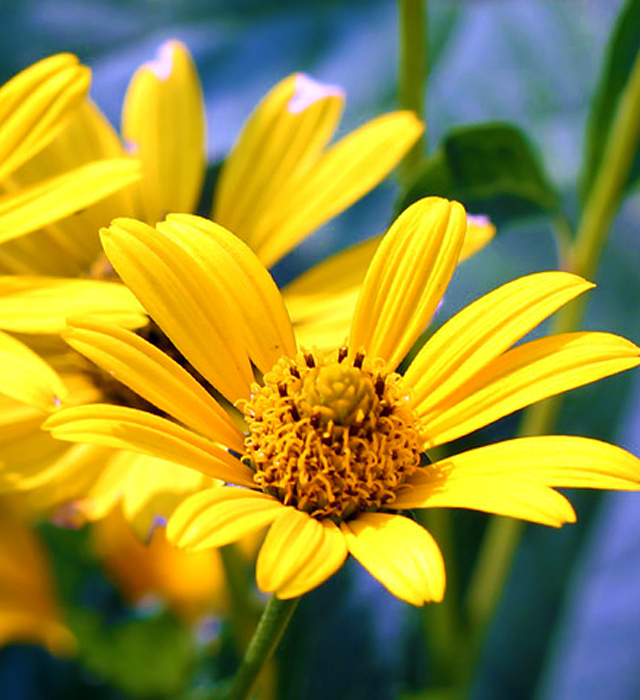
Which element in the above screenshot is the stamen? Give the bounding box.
[242,350,424,521]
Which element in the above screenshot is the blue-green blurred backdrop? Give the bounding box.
[0,1,639,698]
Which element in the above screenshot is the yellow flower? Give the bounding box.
[0,53,140,251]
[91,507,229,621]
[0,497,74,654]
[45,197,640,605]
[0,42,493,531]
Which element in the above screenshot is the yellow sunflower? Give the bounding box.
[45,197,640,605]
[0,41,494,533]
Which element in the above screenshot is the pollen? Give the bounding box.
[241,348,424,521]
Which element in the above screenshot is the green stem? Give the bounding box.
[398,0,427,181]
[219,544,261,650]
[217,596,300,700]
[463,38,640,686]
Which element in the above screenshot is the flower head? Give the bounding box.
[46,197,640,605]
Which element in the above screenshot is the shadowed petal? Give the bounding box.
[0,331,67,410]
[0,277,146,333]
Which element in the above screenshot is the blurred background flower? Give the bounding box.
[0,1,639,699]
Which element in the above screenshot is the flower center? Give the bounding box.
[241,348,424,521]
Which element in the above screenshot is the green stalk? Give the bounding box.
[217,596,300,700]
[464,39,640,681]
[398,0,427,181]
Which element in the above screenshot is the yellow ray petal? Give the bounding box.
[101,218,253,403]
[122,40,206,222]
[0,159,141,245]
[283,238,375,350]
[64,317,243,450]
[0,54,90,181]
[284,211,493,352]
[0,331,67,410]
[256,508,324,593]
[19,444,117,516]
[44,404,254,486]
[275,519,348,599]
[392,473,576,527]
[254,111,424,267]
[420,332,640,448]
[167,487,282,551]
[122,453,216,540]
[0,277,147,333]
[0,99,138,276]
[213,73,344,251]
[160,214,297,371]
[350,197,467,370]
[341,512,445,605]
[405,271,594,416]
[402,436,640,494]
[460,214,496,261]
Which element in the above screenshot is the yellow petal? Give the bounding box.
[256,508,324,593]
[213,73,344,253]
[0,500,75,655]
[100,217,253,403]
[400,436,640,495]
[0,277,147,333]
[122,41,206,222]
[27,444,121,517]
[0,423,70,488]
[0,159,141,245]
[0,331,67,410]
[64,317,243,450]
[44,404,254,486]
[167,487,282,551]
[122,453,216,540]
[419,332,640,448]
[254,111,425,267]
[0,54,90,181]
[275,519,348,599]
[341,512,445,605]
[393,473,576,527]
[460,214,496,262]
[405,271,594,417]
[160,214,297,371]
[350,197,467,370]
[283,236,378,349]
[283,212,494,351]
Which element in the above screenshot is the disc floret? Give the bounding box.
[241,348,424,521]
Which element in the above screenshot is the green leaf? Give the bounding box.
[397,123,559,227]
[70,609,196,699]
[580,0,640,202]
